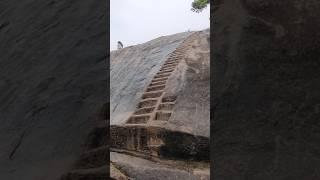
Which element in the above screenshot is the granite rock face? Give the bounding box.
[212,0,320,179]
[0,1,107,179]
[110,32,192,125]
[111,30,210,137]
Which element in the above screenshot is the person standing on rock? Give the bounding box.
[117,41,123,50]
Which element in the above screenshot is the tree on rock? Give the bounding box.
[191,0,209,13]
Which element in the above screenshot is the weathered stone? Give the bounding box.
[111,29,210,137]
[111,29,210,179]
[110,163,128,180]
[110,31,192,125]
[111,152,209,180]
[212,0,320,179]
[110,125,209,161]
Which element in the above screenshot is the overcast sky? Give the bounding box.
[110,0,210,50]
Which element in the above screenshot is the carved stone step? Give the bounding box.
[169,55,183,58]
[127,114,150,124]
[166,57,179,61]
[164,60,179,64]
[158,69,174,74]
[162,64,178,69]
[61,166,108,180]
[141,91,163,99]
[158,103,175,111]
[163,61,179,66]
[166,58,179,61]
[163,62,178,66]
[156,69,174,75]
[160,67,175,72]
[151,77,168,83]
[137,99,157,108]
[161,64,177,70]
[155,111,172,121]
[149,81,166,87]
[167,57,180,60]
[161,65,176,69]
[154,73,171,79]
[146,85,165,92]
[134,107,155,115]
[176,48,188,50]
[175,49,187,52]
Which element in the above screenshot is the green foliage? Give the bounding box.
[191,0,209,13]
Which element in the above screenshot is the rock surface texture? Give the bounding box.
[212,0,320,179]
[111,29,210,179]
[0,1,107,180]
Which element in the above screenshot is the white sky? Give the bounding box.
[110,0,210,50]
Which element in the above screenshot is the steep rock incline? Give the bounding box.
[110,31,192,125]
[212,0,320,179]
[0,1,106,180]
[111,29,210,136]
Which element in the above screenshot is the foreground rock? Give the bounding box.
[111,152,209,180]
[212,0,320,179]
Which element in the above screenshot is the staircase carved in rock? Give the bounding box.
[110,33,209,160]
